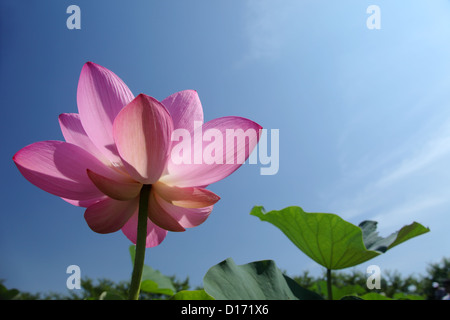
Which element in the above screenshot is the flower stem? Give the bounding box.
[326,268,333,300]
[128,184,151,300]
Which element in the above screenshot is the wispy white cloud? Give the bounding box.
[371,194,449,232]
[328,42,450,223]
[373,133,450,189]
[328,115,450,226]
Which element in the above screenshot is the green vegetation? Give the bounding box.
[291,257,449,300]
[1,257,448,300]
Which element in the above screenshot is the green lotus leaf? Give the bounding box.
[203,257,323,300]
[250,206,429,270]
[170,290,214,300]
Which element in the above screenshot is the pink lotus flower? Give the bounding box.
[13,62,261,247]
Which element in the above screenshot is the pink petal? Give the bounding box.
[84,197,138,234]
[59,113,109,164]
[162,116,262,187]
[86,169,143,201]
[153,181,220,208]
[62,196,106,208]
[154,191,214,228]
[148,190,185,232]
[113,94,174,184]
[77,62,134,165]
[13,141,122,201]
[121,212,168,248]
[162,90,203,133]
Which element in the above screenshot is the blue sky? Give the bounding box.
[2,0,450,295]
